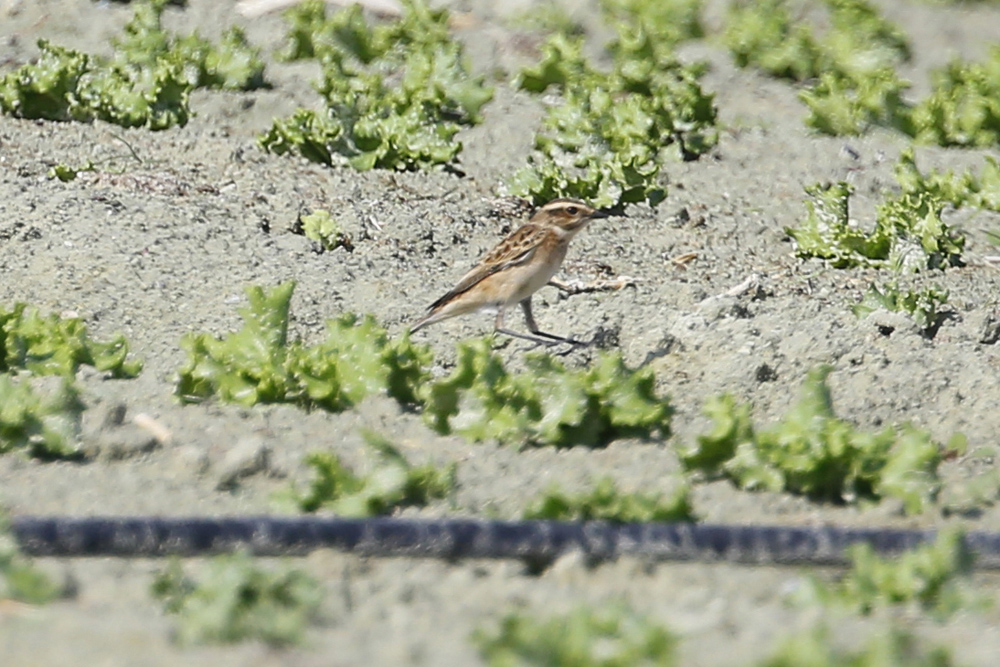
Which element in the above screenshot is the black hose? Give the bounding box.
[12,516,1000,567]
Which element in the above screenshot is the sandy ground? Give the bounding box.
[2,0,1000,664]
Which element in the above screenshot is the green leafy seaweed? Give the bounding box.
[0,303,142,378]
[524,477,695,523]
[852,282,949,334]
[911,47,1000,147]
[800,68,914,136]
[0,0,266,129]
[108,0,265,91]
[724,0,913,136]
[600,0,705,47]
[724,0,823,81]
[759,625,959,667]
[786,182,964,272]
[682,366,945,513]
[421,338,672,448]
[796,528,980,620]
[0,40,92,122]
[297,209,351,251]
[878,191,966,271]
[725,0,909,80]
[475,605,678,667]
[0,513,64,604]
[505,2,586,35]
[895,148,1000,212]
[175,282,432,410]
[151,550,322,646]
[512,27,716,208]
[787,182,889,268]
[260,0,492,171]
[48,160,97,182]
[0,374,84,460]
[724,0,1000,142]
[278,430,456,516]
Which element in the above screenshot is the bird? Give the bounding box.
[411,197,608,345]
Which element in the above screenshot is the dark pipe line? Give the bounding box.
[11,516,1000,567]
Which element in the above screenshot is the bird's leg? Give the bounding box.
[493,305,561,347]
[519,297,586,346]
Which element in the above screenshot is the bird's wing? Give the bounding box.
[427,224,547,310]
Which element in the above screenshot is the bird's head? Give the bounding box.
[530,198,609,231]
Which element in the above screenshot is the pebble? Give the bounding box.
[89,425,160,461]
[172,444,211,476]
[978,311,1000,345]
[215,435,272,490]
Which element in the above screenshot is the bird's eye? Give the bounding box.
[566,206,579,215]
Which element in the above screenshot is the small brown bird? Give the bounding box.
[411,198,608,345]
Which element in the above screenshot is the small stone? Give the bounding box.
[867,309,918,338]
[173,444,210,476]
[755,363,778,382]
[101,402,127,428]
[91,425,160,461]
[216,435,272,490]
[696,295,746,322]
[979,312,1000,345]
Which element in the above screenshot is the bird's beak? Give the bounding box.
[591,209,611,220]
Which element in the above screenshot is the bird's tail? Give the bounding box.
[410,308,438,333]
[411,293,482,334]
